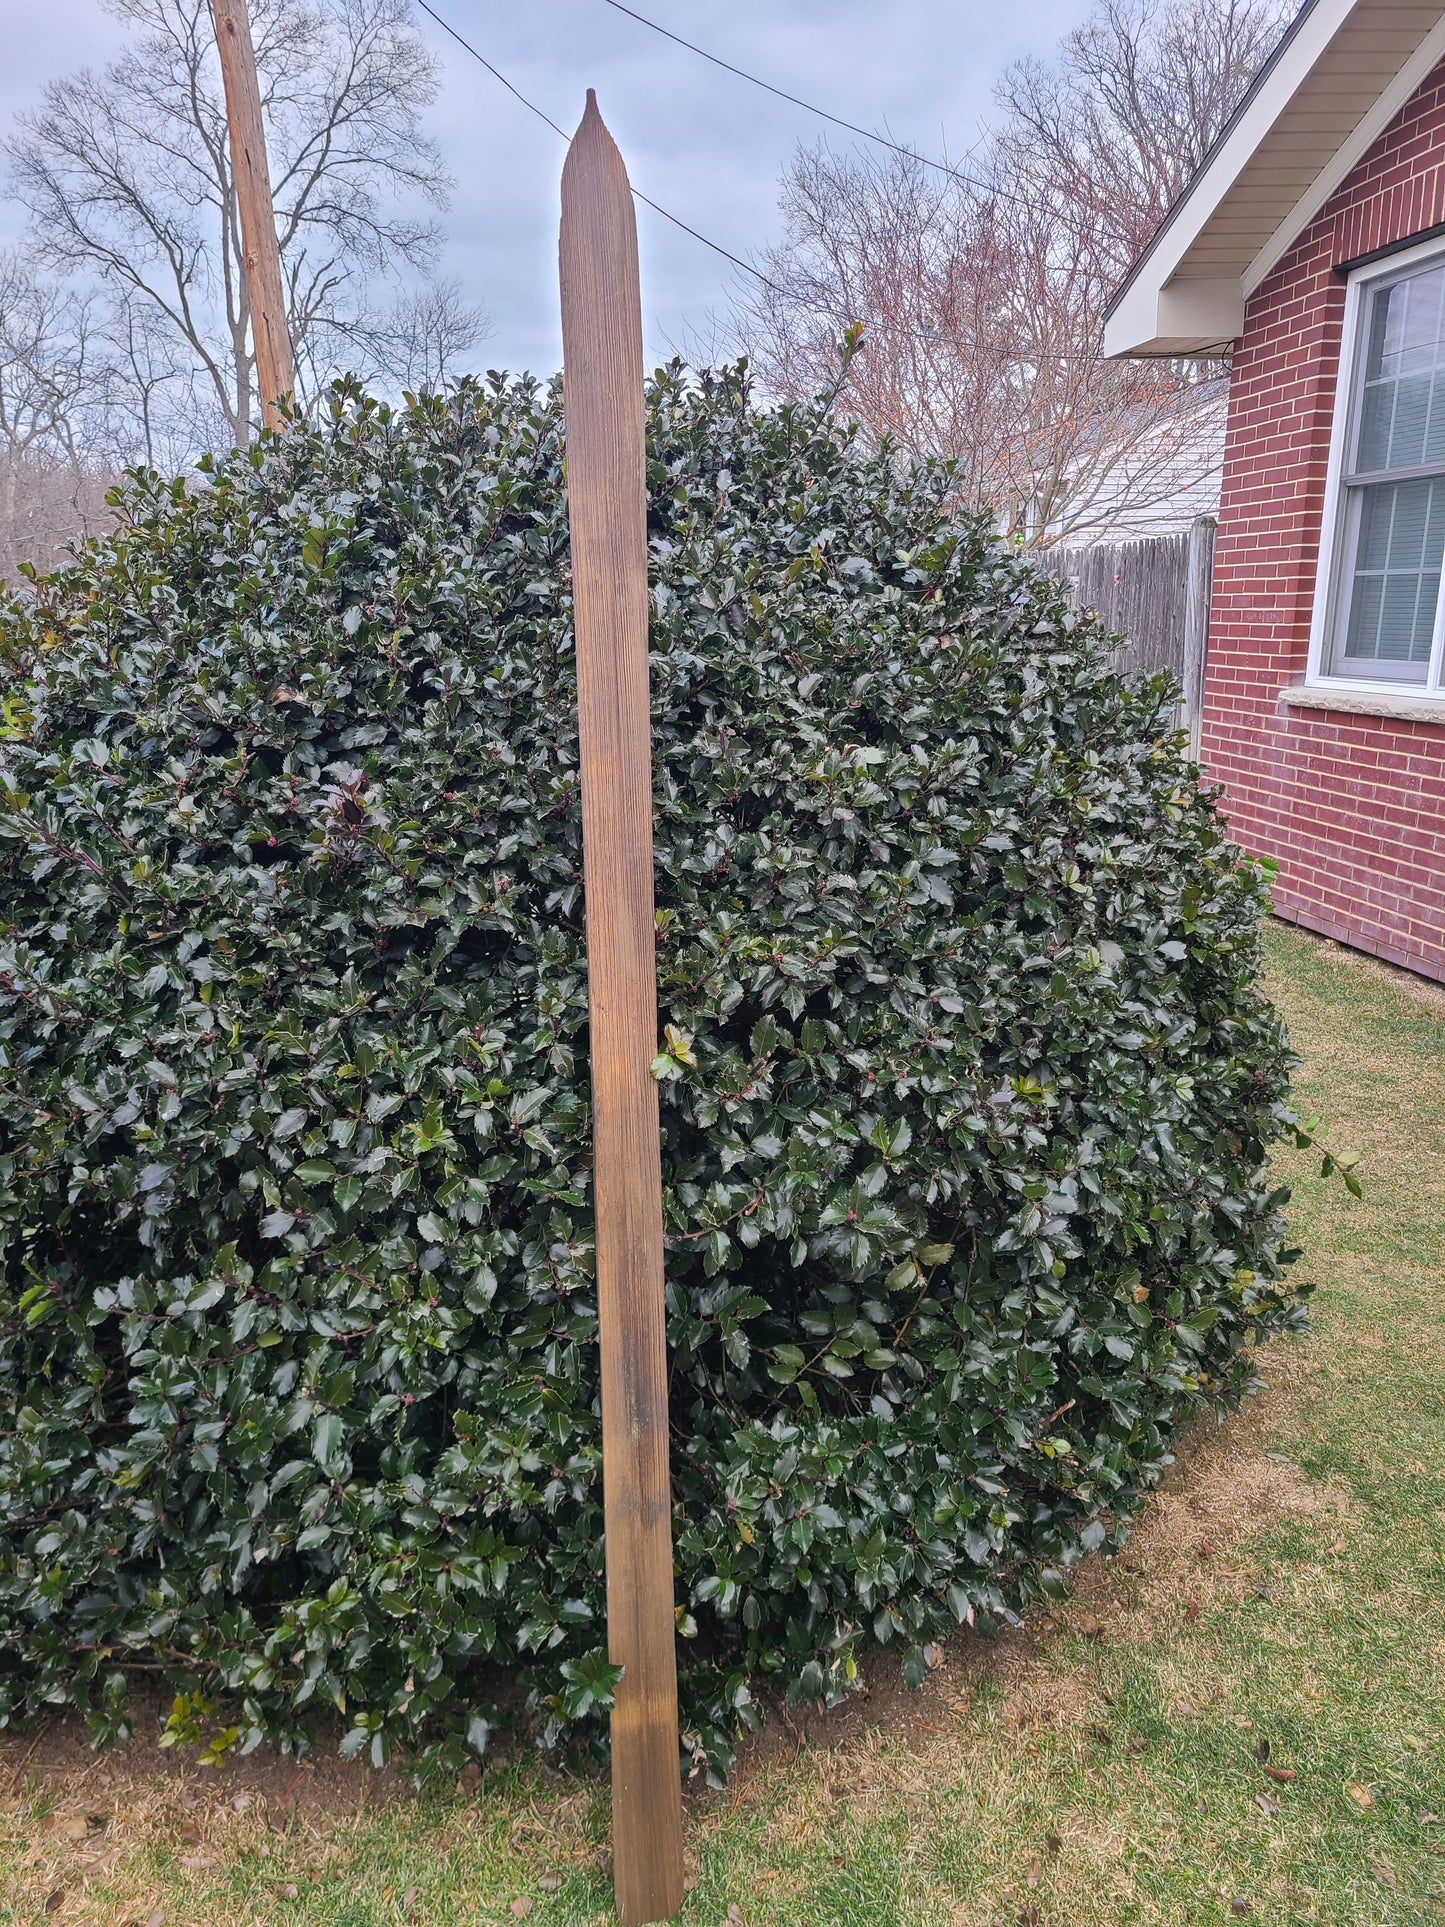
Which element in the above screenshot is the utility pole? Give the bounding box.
[212,0,294,432]
[558,91,685,1927]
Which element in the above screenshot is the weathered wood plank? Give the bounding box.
[558,90,685,1927]
[1182,516,1218,758]
[1050,517,1216,741]
[1055,529,1190,682]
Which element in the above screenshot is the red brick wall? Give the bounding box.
[1205,61,1445,982]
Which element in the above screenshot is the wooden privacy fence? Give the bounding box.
[1049,515,1216,755]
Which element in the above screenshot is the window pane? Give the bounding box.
[1356,263,1445,472]
[1335,476,1443,679]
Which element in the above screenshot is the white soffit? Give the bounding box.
[1104,0,1445,359]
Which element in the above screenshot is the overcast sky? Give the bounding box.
[1,0,1095,374]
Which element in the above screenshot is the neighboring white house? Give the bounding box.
[1044,378,1227,543]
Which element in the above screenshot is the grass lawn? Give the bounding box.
[2,921,1443,1927]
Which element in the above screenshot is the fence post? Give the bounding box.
[558,91,685,1927]
[1183,515,1216,760]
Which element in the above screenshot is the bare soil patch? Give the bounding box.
[1,1335,1335,1840]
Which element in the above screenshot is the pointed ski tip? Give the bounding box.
[585,86,598,112]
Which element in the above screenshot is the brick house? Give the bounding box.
[1105,0,1445,982]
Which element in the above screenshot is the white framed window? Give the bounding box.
[1310,235,1445,696]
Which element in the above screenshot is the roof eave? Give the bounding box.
[1102,0,1329,339]
[1105,0,1445,360]
[1102,279,1245,359]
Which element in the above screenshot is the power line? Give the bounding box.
[597,0,989,191]
[593,0,1110,237]
[409,0,1106,367]
[413,0,792,291]
[413,0,569,137]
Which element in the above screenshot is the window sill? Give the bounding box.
[1279,683,1445,725]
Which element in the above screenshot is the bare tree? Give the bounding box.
[0,253,124,579]
[103,290,206,472]
[737,0,1287,542]
[994,0,1294,278]
[322,277,491,398]
[742,150,1008,507]
[0,251,102,463]
[7,0,458,449]
[0,446,120,584]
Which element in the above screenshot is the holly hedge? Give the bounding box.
[0,368,1305,1778]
